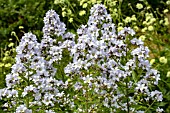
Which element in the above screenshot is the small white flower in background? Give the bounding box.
[136,110,144,113]
[159,56,167,64]
[136,3,143,9]
[16,104,32,113]
[156,107,164,113]
[82,75,93,84]
[135,83,148,92]
[45,110,55,113]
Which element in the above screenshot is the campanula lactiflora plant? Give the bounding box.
[0,4,163,113]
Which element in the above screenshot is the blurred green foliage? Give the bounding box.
[0,0,55,47]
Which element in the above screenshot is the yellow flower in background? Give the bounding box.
[150,59,155,65]
[110,1,117,6]
[150,18,156,23]
[83,3,88,8]
[54,0,59,4]
[5,63,12,68]
[12,48,16,52]
[141,27,147,32]
[148,26,154,31]
[67,9,72,15]
[91,0,97,4]
[79,10,86,16]
[167,71,170,77]
[166,1,170,5]
[113,8,117,13]
[133,26,139,31]
[131,15,137,21]
[62,11,66,17]
[8,42,14,47]
[147,6,151,9]
[139,35,146,41]
[96,0,102,4]
[136,3,143,9]
[159,20,163,24]
[124,17,131,23]
[69,18,73,23]
[146,16,151,22]
[67,78,72,82]
[163,9,169,13]
[118,23,123,26]
[164,18,169,26]
[159,56,167,64]
[117,26,123,32]
[3,57,7,61]
[62,8,65,11]
[19,26,24,29]
[143,21,147,25]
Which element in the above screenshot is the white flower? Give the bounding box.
[136,83,148,92]
[16,104,32,113]
[156,107,164,113]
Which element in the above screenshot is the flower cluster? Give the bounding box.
[0,4,163,113]
[65,4,163,112]
[0,9,75,112]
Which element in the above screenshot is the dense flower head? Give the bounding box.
[43,9,66,37]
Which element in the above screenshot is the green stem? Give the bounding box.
[144,100,155,113]
[118,0,123,23]
[14,33,20,42]
[126,81,130,113]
